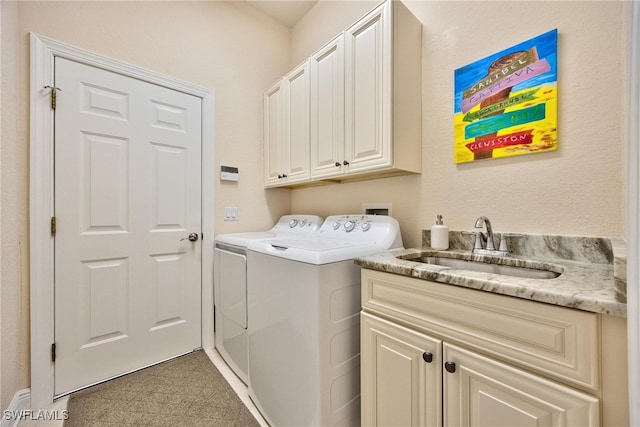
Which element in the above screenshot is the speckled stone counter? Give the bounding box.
[355,231,627,318]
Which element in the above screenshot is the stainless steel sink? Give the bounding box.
[408,255,561,279]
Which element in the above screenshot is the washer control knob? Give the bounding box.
[361,222,371,232]
[298,219,307,227]
[332,222,341,230]
[344,220,356,232]
[289,219,298,228]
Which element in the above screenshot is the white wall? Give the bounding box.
[0,0,292,410]
[290,0,630,249]
[1,0,29,413]
[0,0,632,413]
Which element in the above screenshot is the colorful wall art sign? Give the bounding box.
[454,29,558,163]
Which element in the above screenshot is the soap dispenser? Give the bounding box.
[431,214,449,250]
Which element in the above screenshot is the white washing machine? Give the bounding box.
[214,215,323,384]
[246,214,403,427]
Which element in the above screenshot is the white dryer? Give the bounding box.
[246,214,403,427]
[214,215,323,384]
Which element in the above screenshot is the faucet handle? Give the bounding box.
[463,231,484,251]
[498,233,523,252]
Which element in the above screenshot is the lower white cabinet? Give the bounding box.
[360,269,628,427]
[361,313,598,427]
[361,313,442,427]
[444,342,598,427]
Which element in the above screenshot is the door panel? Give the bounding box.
[310,35,345,179]
[264,82,284,186]
[79,258,129,347]
[81,133,128,232]
[443,343,599,427]
[361,313,442,427]
[285,63,310,182]
[54,57,202,395]
[345,2,392,171]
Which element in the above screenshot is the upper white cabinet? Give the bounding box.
[309,34,345,179]
[264,62,311,187]
[265,0,422,187]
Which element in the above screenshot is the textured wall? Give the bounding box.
[290,0,630,249]
[0,0,632,412]
[1,0,29,412]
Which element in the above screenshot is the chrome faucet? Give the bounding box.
[474,216,496,251]
[466,216,522,256]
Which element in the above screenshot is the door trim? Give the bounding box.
[29,33,215,410]
[628,2,640,424]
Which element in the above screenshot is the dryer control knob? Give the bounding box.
[332,222,341,230]
[344,220,356,232]
[298,219,307,227]
[361,222,371,232]
[289,219,298,228]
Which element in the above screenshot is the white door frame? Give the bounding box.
[627,3,640,425]
[29,33,215,410]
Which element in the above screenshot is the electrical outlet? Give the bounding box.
[224,207,238,221]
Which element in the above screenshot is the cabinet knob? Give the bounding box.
[422,352,433,363]
[282,173,287,178]
[335,162,341,167]
[343,160,350,166]
[278,174,282,179]
[444,361,456,373]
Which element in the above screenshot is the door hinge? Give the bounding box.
[44,86,61,110]
[51,343,56,363]
[51,216,56,236]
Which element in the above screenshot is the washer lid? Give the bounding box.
[215,231,278,248]
[247,237,385,265]
[246,214,404,265]
[265,237,371,251]
[214,215,324,248]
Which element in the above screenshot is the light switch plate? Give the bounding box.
[224,207,238,221]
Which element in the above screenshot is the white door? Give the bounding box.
[443,343,600,426]
[283,62,310,184]
[344,1,392,172]
[54,57,202,395]
[310,34,345,179]
[361,313,442,427]
[264,80,285,187]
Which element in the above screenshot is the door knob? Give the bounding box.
[181,233,199,242]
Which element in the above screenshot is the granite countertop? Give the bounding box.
[354,232,627,318]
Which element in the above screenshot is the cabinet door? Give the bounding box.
[310,35,345,179]
[264,80,285,187]
[443,343,600,427]
[361,313,442,427]
[283,62,310,184]
[344,1,392,173]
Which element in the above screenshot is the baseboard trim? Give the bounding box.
[1,388,31,427]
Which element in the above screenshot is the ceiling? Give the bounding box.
[246,1,318,28]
